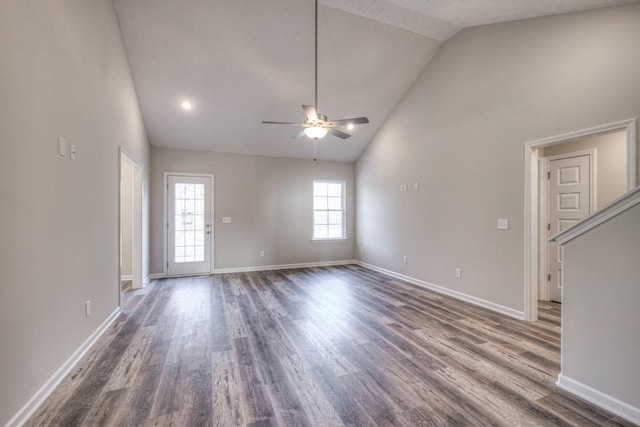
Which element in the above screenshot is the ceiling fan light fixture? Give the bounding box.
[260,0,369,156]
[304,126,328,139]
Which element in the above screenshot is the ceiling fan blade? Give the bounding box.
[262,121,304,125]
[330,117,369,126]
[302,105,318,121]
[327,127,351,139]
[291,129,307,139]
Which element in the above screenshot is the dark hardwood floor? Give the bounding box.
[27,265,635,426]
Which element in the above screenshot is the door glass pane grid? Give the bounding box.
[313,181,344,239]
[174,183,206,263]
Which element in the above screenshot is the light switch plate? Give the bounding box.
[222,216,231,224]
[70,143,77,160]
[58,137,66,157]
[498,218,509,230]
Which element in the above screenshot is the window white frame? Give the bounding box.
[312,180,346,240]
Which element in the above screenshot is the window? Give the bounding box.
[313,180,345,240]
[173,182,206,263]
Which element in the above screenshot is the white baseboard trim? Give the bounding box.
[5,308,121,427]
[214,260,357,274]
[356,261,525,320]
[557,374,640,425]
[143,274,151,284]
[120,274,133,281]
[149,260,357,279]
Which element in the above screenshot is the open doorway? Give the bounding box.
[524,119,637,321]
[119,149,143,304]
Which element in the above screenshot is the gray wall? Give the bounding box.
[561,198,640,414]
[151,148,355,273]
[542,130,628,209]
[356,3,640,313]
[0,0,150,424]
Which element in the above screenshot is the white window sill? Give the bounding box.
[312,238,348,242]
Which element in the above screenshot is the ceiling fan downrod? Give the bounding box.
[314,0,319,115]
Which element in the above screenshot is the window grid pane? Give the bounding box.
[313,180,344,239]
[174,182,206,263]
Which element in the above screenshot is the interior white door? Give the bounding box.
[167,175,212,276]
[547,154,591,302]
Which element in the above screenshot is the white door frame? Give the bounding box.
[540,150,595,301]
[164,172,215,276]
[523,118,636,321]
[118,148,144,306]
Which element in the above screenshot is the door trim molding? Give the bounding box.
[523,118,637,321]
[118,148,144,307]
[163,172,215,276]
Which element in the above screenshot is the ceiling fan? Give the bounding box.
[261,0,369,160]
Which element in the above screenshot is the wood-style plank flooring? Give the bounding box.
[27,265,635,426]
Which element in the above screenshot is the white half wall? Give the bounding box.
[559,197,640,424]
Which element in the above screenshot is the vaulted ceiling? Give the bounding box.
[113,0,637,162]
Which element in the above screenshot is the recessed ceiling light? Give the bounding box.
[181,100,192,110]
[347,123,355,130]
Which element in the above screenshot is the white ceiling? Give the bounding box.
[113,0,637,162]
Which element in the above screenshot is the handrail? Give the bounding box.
[551,186,640,245]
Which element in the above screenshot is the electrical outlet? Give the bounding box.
[403,255,407,264]
[455,268,462,279]
[260,250,265,257]
[85,300,91,317]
